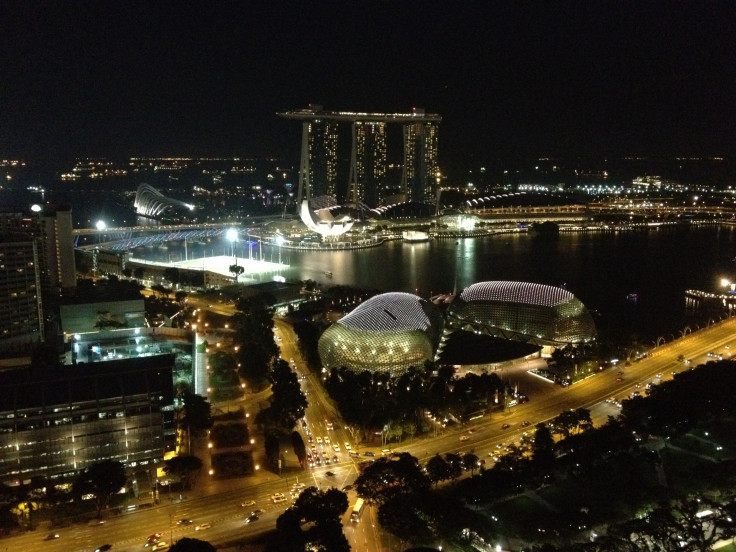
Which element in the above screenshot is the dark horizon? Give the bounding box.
[2,2,735,177]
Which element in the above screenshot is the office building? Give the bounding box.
[0,235,44,353]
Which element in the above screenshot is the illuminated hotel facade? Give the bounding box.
[279,106,441,208]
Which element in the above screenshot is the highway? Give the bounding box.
[10,314,736,552]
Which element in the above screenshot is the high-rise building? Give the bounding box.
[403,118,440,202]
[302,115,339,202]
[0,235,44,353]
[351,121,387,206]
[0,205,76,296]
[38,205,76,294]
[279,107,441,209]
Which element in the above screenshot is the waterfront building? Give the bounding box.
[318,292,443,377]
[279,106,441,208]
[445,281,597,350]
[351,121,387,206]
[403,112,440,202]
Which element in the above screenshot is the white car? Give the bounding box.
[152,543,169,552]
[316,436,323,444]
[323,435,330,444]
[272,493,287,503]
[344,442,351,450]
[332,443,341,452]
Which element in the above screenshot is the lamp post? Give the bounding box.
[96,220,106,245]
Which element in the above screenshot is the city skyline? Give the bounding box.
[2,2,735,179]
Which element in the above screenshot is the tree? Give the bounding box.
[426,454,450,486]
[264,359,308,434]
[169,537,217,552]
[611,497,736,552]
[462,452,480,475]
[444,452,463,481]
[355,453,430,504]
[229,264,245,280]
[532,422,556,474]
[175,290,188,304]
[163,455,203,490]
[180,392,213,435]
[163,267,181,286]
[72,460,127,518]
[291,431,307,467]
[232,297,279,389]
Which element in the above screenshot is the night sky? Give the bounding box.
[2,2,735,174]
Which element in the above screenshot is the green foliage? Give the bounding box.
[72,460,127,518]
[210,451,254,477]
[270,488,349,551]
[169,537,217,552]
[164,455,203,489]
[355,453,430,504]
[257,359,308,435]
[180,392,213,434]
[232,296,279,389]
[209,423,249,448]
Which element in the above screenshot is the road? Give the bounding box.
[12,314,736,552]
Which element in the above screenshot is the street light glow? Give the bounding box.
[96,220,106,231]
[226,228,239,243]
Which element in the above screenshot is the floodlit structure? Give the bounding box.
[134,183,194,218]
[446,281,596,346]
[318,292,443,376]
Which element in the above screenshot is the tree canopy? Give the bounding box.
[72,460,127,518]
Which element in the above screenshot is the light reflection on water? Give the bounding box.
[136,226,736,343]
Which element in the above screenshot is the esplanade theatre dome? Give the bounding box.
[318,292,443,377]
[446,281,596,345]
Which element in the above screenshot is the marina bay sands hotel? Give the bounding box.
[278,106,441,208]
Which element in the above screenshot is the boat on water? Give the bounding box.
[324,271,333,277]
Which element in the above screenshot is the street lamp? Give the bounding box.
[96,220,106,245]
[226,228,239,261]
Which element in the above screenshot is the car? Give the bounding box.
[316,436,323,444]
[349,451,360,458]
[307,435,313,443]
[325,471,335,477]
[245,514,259,524]
[656,373,663,378]
[381,449,392,456]
[332,443,341,452]
[616,377,624,382]
[521,420,531,427]
[342,484,354,491]
[251,509,265,516]
[364,451,376,457]
[332,455,339,463]
[459,435,470,441]
[95,546,113,552]
[151,542,169,551]
[322,451,329,460]
[240,499,256,508]
[272,493,287,503]
[145,534,163,547]
[323,435,330,444]
[291,483,306,491]
[195,522,212,531]
[344,442,352,450]
[301,420,307,428]
[501,424,510,430]
[44,533,60,540]
[310,445,317,453]
[176,519,193,526]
